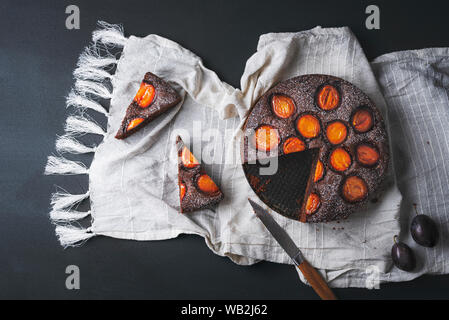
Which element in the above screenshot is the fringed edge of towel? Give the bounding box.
[44,21,126,248]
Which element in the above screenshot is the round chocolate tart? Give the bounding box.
[242,74,389,223]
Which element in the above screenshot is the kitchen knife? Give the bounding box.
[248,198,337,300]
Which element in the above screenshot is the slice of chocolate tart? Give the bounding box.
[115,72,181,139]
[176,136,224,213]
[243,149,319,222]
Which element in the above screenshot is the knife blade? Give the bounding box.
[248,198,305,265]
[248,198,337,300]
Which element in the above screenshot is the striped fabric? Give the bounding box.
[372,48,449,280]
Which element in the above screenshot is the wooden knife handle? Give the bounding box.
[298,260,337,300]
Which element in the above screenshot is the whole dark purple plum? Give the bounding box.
[411,214,438,247]
[391,236,416,272]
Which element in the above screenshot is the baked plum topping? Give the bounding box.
[326,121,347,145]
[305,193,320,215]
[352,108,373,133]
[134,82,155,108]
[179,181,186,201]
[297,114,321,139]
[356,144,379,166]
[330,147,352,172]
[253,125,279,152]
[272,95,295,119]
[317,85,340,111]
[342,176,368,203]
[314,160,324,182]
[283,136,306,154]
[181,146,199,168]
[197,174,220,194]
[126,118,144,131]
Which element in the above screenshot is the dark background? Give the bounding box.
[1,0,449,299]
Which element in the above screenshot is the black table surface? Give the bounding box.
[1,0,449,299]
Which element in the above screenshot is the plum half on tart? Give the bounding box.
[176,136,224,213]
[241,74,389,223]
[115,72,181,139]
